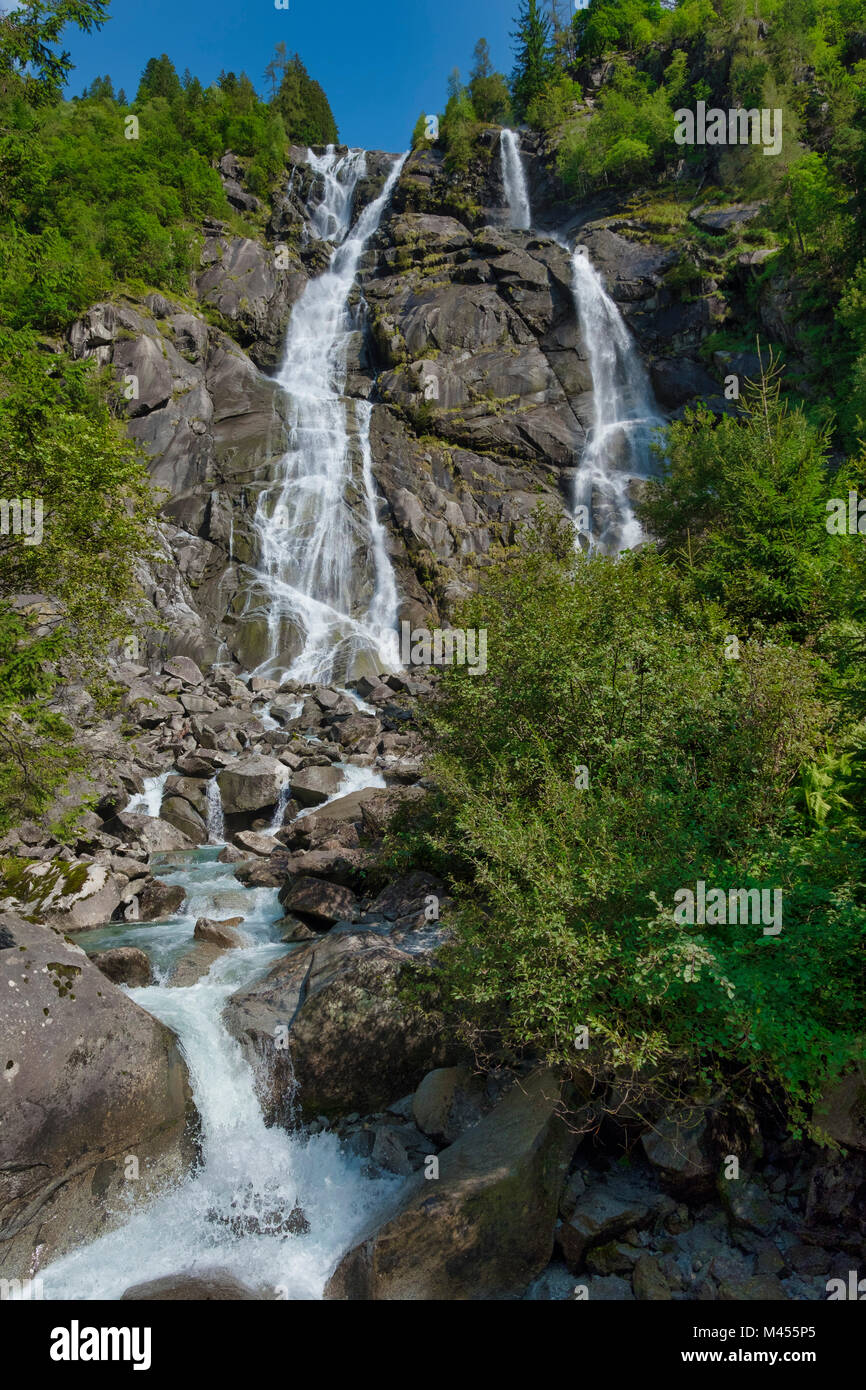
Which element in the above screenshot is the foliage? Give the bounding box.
[393,519,863,1119]
[511,0,554,119]
[637,360,863,640]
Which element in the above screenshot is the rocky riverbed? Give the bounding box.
[1,653,863,1299]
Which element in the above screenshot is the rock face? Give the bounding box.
[0,913,199,1279]
[223,928,452,1122]
[325,1069,577,1300]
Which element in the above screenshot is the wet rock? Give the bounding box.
[325,1069,577,1300]
[0,912,198,1279]
[90,946,152,988]
[194,917,247,948]
[138,878,187,922]
[120,1269,266,1300]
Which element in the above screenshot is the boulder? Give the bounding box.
[279,876,358,927]
[217,757,285,815]
[234,830,281,857]
[224,929,452,1122]
[162,656,204,687]
[640,1106,716,1198]
[289,765,343,808]
[689,202,765,234]
[193,917,247,949]
[115,813,195,855]
[120,1269,264,1300]
[159,796,207,846]
[412,1065,488,1145]
[90,946,152,988]
[558,1181,653,1270]
[138,878,187,922]
[37,861,124,931]
[812,1067,866,1151]
[0,913,198,1279]
[325,1069,577,1300]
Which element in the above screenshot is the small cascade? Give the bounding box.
[268,781,291,834]
[205,776,226,845]
[37,850,399,1299]
[568,248,663,552]
[125,771,171,818]
[500,129,532,231]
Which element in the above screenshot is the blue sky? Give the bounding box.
[59,0,526,151]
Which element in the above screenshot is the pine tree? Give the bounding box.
[511,0,553,120]
[137,54,182,103]
[470,37,512,124]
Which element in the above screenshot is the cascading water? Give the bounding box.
[248,147,408,686]
[497,134,660,550]
[37,853,400,1299]
[125,771,171,818]
[568,248,662,552]
[205,776,226,845]
[500,129,531,231]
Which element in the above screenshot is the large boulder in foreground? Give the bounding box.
[0,913,199,1280]
[223,928,452,1122]
[325,1069,577,1300]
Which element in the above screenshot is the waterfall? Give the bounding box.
[249,146,408,686]
[569,248,662,552]
[125,771,171,818]
[500,129,532,231]
[357,398,401,671]
[205,776,226,845]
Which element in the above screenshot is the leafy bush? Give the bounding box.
[394,520,864,1123]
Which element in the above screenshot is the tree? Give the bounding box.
[264,40,288,100]
[638,358,856,639]
[275,53,338,145]
[470,37,513,124]
[0,0,108,103]
[137,53,182,104]
[511,0,553,120]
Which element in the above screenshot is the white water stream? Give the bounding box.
[568,249,662,552]
[250,146,407,686]
[39,852,399,1299]
[499,136,662,551]
[500,129,532,231]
